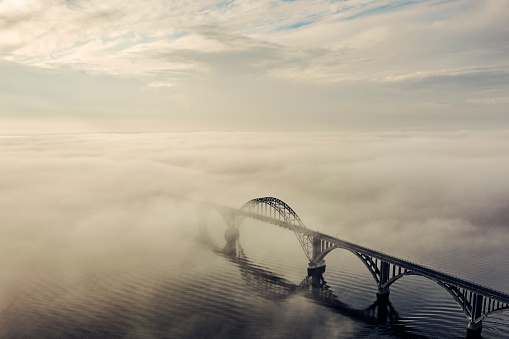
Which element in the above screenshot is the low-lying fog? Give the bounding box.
[1,131,509,294]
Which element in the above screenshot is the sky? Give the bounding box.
[1,0,508,133]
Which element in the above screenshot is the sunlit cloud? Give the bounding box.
[2,0,506,84]
[1,0,508,131]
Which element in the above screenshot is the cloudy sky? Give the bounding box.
[1,0,508,133]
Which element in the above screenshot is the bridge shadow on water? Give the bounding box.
[197,227,437,339]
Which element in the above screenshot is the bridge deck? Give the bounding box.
[237,210,509,305]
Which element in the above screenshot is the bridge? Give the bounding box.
[198,196,509,336]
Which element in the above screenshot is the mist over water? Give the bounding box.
[1,131,509,338]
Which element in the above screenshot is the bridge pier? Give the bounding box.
[467,293,483,337]
[376,261,390,301]
[224,227,239,242]
[467,321,482,337]
[308,237,326,286]
[221,209,238,229]
[308,261,326,287]
[376,286,390,302]
[224,228,239,255]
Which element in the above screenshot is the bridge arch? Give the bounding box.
[315,246,416,289]
[236,197,314,261]
[238,197,306,228]
[313,245,509,325]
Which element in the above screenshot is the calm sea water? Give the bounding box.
[1,211,508,339]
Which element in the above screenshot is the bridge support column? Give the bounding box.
[312,237,321,260]
[467,294,483,337]
[221,209,238,229]
[307,262,326,287]
[224,227,239,242]
[224,228,239,255]
[376,286,390,301]
[467,321,482,337]
[308,237,326,286]
[376,261,390,301]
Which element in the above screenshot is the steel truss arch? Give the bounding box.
[238,197,313,261]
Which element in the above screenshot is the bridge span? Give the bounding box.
[200,196,509,336]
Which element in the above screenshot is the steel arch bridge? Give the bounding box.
[204,196,509,335]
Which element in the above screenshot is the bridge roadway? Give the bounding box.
[238,210,509,305]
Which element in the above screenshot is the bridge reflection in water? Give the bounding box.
[197,196,509,337]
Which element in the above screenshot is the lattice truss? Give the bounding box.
[237,197,314,261]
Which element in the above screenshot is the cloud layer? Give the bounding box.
[2,0,507,82]
[1,0,508,131]
[2,131,509,253]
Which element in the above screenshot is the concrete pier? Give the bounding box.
[467,321,482,337]
[308,261,326,287]
[376,286,390,302]
[224,228,239,255]
[224,227,239,242]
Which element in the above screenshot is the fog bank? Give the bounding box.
[2,131,509,253]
